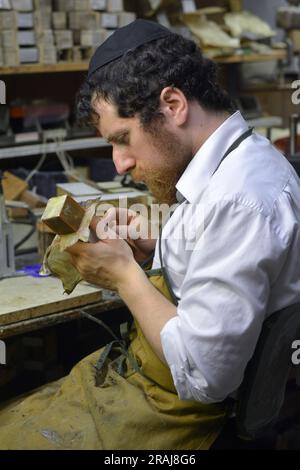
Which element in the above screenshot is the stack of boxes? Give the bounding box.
[0,0,136,67]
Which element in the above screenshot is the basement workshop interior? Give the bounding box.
[0,0,300,452]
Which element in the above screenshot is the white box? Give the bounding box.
[18,30,36,45]
[91,0,106,10]
[11,0,33,11]
[19,46,38,63]
[18,12,34,28]
[101,13,118,28]
[0,0,11,9]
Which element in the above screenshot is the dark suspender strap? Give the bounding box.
[212,127,253,176]
[158,126,254,305]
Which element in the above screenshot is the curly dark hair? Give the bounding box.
[77,33,235,127]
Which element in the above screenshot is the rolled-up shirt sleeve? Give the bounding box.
[160,199,289,403]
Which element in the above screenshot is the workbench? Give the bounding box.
[0,275,124,339]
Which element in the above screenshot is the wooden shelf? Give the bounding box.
[0,62,89,76]
[214,50,287,64]
[0,50,287,76]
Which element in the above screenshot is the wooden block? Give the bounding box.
[41,195,85,235]
[34,0,52,9]
[20,189,47,208]
[34,9,52,30]
[7,207,29,219]
[39,44,57,64]
[69,11,100,30]
[107,0,123,12]
[0,11,17,30]
[3,171,28,201]
[52,11,67,30]
[54,30,73,49]
[1,30,17,49]
[73,0,92,10]
[36,29,55,45]
[80,29,106,47]
[3,47,20,66]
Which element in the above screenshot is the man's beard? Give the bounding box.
[131,126,192,206]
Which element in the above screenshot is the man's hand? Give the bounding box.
[94,207,158,263]
[66,220,139,291]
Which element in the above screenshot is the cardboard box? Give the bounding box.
[0,11,17,30]
[36,29,55,45]
[54,30,73,49]
[107,0,123,12]
[52,11,67,30]
[39,44,57,63]
[11,0,33,11]
[69,11,100,30]
[34,9,52,30]
[80,29,106,47]
[3,47,20,66]
[2,30,17,49]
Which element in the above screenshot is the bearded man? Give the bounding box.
[0,20,300,450]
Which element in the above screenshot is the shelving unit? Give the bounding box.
[0,49,287,76]
[0,136,110,160]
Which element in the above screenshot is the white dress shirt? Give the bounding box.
[153,111,300,404]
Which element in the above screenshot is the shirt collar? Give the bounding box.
[176,111,249,204]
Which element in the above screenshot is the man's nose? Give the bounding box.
[112,149,135,175]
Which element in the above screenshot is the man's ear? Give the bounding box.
[160,86,188,126]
